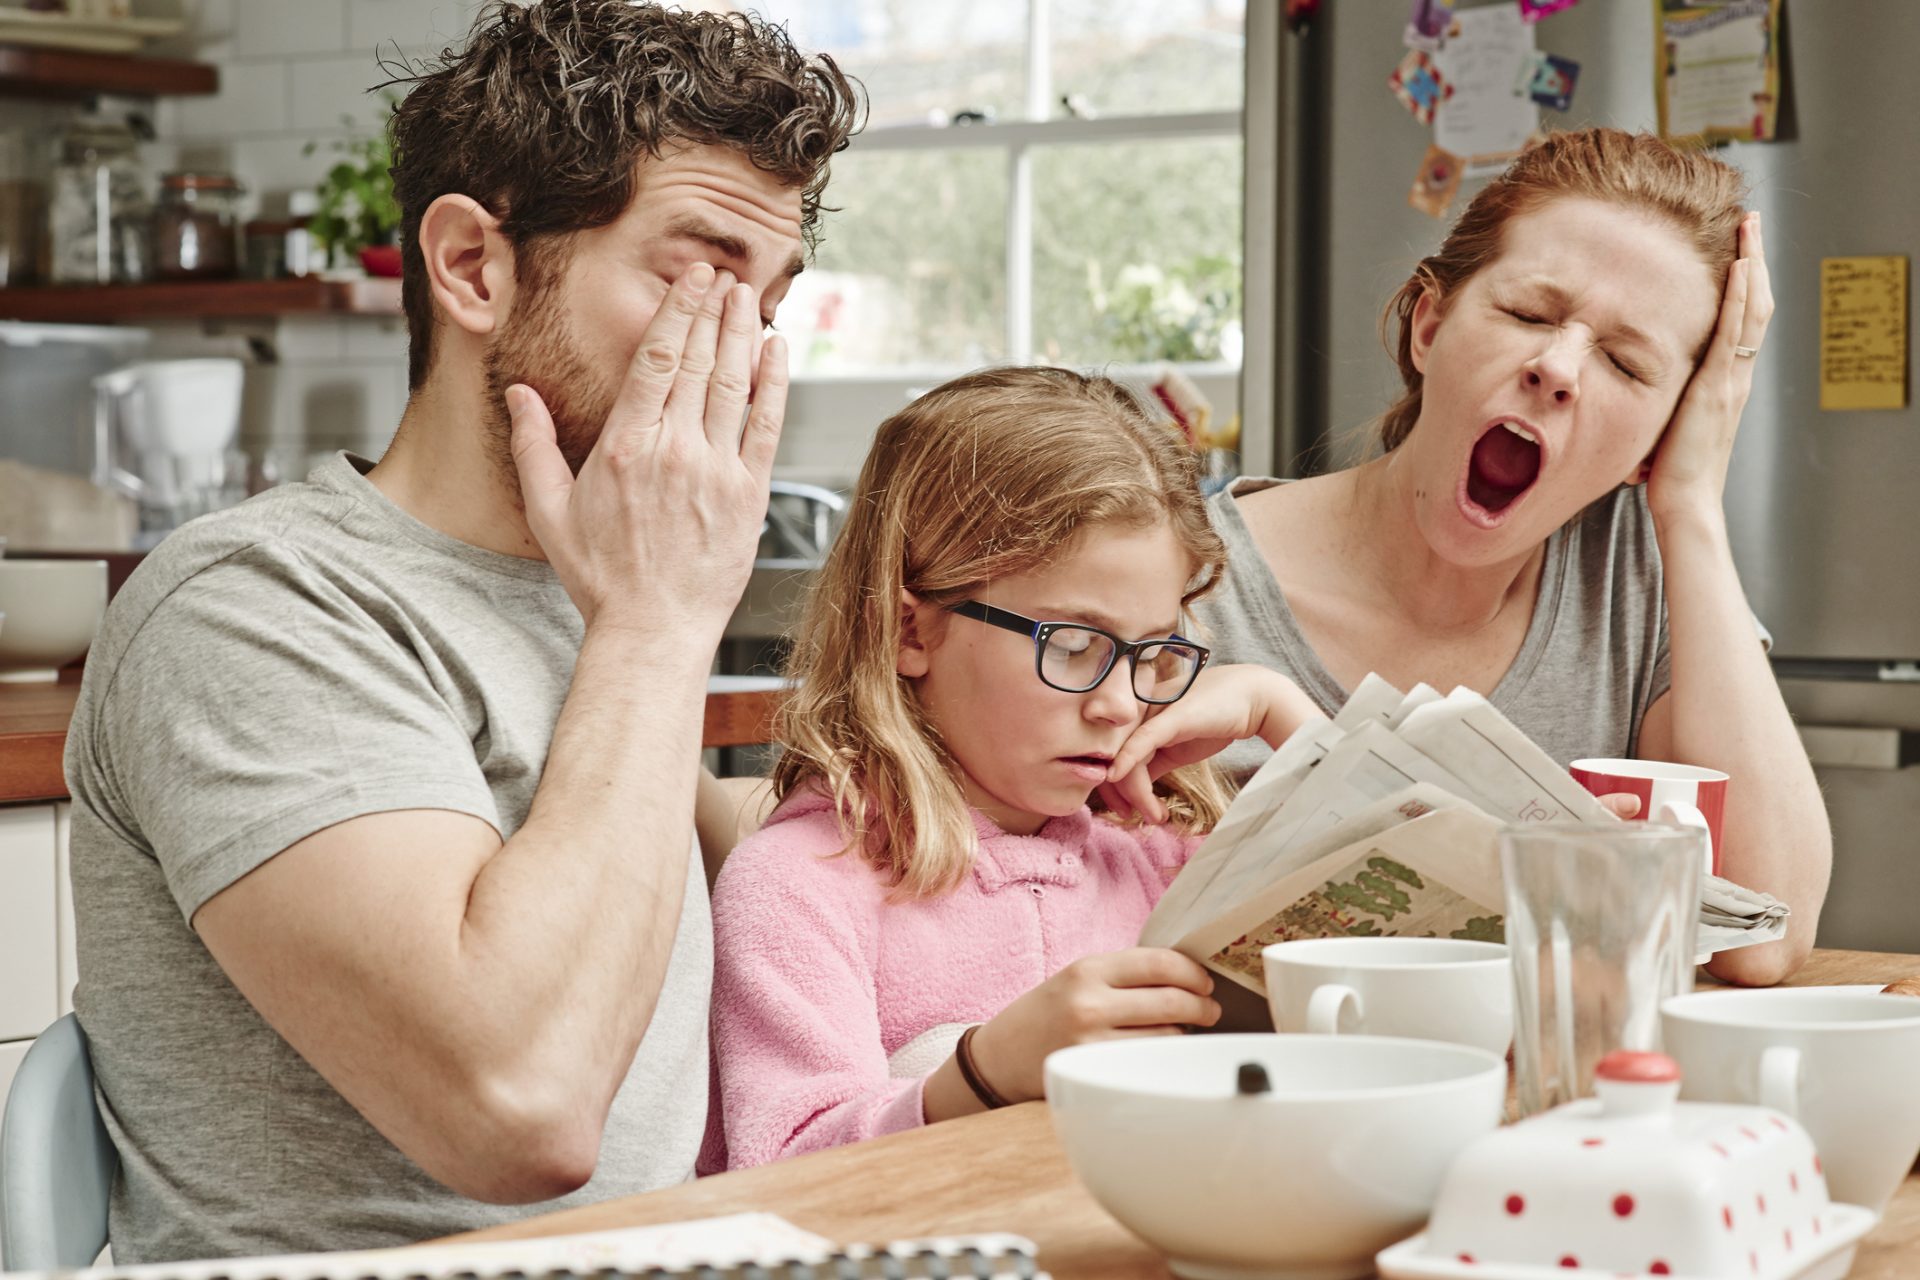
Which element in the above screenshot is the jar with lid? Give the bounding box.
[47,113,151,284]
[0,128,47,285]
[153,172,243,280]
[243,190,319,280]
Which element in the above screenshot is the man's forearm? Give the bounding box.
[449,623,713,1105]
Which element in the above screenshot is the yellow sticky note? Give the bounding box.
[1820,255,1908,411]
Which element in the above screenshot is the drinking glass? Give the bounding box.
[1500,821,1702,1117]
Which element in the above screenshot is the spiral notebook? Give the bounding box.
[18,1217,1047,1280]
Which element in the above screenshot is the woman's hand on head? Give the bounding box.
[966,948,1222,1103]
[1101,666,1327,823]
[1644,212,1773,522]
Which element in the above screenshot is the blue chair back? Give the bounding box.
[0,1014,118,1270]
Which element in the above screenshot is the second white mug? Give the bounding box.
[1262,936,1513,1056]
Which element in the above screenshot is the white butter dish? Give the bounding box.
[1376,1050,1877,1280]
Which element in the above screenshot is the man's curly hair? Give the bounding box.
[387,0,864,390]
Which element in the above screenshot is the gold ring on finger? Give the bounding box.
[1733,344,1760,358]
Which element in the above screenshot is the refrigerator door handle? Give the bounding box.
[1796,725,1920,771]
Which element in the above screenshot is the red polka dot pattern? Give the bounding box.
[1505,1194,1525,1216]
[1612,1194,1635,1218]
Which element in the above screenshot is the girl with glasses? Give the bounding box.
[699,366,1321,1172]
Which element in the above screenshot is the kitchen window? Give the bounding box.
[737,0,1252,402]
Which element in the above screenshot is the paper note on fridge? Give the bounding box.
[1141,677,1790,997]
[1820,254,1909,411]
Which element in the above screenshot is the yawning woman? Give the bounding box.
[1173,128,1829,987]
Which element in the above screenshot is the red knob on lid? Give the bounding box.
[1595,1050,1681,1084]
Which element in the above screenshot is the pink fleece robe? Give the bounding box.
[700,787,1201,1172]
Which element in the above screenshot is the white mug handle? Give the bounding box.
[1760,1043,1803,1116]
[1658,800,1715,878]
[1307,983,1360,1036]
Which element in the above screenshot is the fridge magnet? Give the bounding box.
[1404,0,1458,53]
[1389,49,1455,125]
[1518,0,1580,20]
[1656,0,1783,145]
[1409,143,1465,219]
[1515,50,1580,110]
[1285,0,1321,35]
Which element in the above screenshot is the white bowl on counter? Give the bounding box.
[1044,1032,1507,1280]
[0,559,108,681]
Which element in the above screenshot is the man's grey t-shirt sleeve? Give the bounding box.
[84,545,501,924]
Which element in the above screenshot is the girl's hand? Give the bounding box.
[1101,665,1327,822]
[1645,212,1773,523]
[966,948,1222,1103]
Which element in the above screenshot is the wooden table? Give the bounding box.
[446,949,1920,1278]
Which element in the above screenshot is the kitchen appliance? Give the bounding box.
[1257,1,1920,951]
[91,357,247,548]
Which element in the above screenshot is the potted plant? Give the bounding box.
[303,102,402,277]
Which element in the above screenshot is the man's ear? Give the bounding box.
[895,589,932,678]
[418,194,513,340]
[1408,286,1445,376]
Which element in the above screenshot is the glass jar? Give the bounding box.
[47,113,151,284]
[0,129,47,286]
[153,172,242,280]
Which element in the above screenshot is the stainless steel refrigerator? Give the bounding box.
[1251,0,1919,950]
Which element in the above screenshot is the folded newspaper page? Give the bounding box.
[1144,678,1790,1002]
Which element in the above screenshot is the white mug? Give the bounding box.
[1662,986,1920,1213]
[1263,936,1513,1056]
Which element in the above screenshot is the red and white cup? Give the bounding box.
[1568,758,1728,878]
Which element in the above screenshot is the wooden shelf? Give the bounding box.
[0,277,403,323]
[0,43,217,100]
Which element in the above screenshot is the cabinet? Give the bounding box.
[0,802,59,1040]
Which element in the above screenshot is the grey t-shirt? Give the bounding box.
[63,453,712,1263]
[1191,477,1753,781]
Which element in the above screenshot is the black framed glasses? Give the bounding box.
[945,600,1210,705]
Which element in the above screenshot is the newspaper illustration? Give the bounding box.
[1144,677,1790,1001]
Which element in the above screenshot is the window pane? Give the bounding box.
[1031,137,1242,366]
[780,148,1007,374]
[740,0,1028,128]
[1050,0,1246,117]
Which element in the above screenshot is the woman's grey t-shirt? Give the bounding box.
[63,453,712,1263]
[1190,477,1753,780]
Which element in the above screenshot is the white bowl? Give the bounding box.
[0,560,108,681]
[1045,1033,1507,1280]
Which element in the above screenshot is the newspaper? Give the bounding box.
[1143,678,1790,1001]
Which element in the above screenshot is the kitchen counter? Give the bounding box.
[0,678,784,805]
[0,679,78,804]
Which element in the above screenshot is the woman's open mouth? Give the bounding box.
[1460,419,1544,526]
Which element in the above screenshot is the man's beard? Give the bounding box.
[481,280,617,495]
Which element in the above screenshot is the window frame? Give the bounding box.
[779,0,1277,477]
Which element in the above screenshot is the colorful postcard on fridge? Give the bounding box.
[1655,0,1783,145]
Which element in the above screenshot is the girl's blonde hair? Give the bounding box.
[773,365,1231,897]
[1378,126,1748,452]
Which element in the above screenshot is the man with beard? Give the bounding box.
[61,1,860,1263]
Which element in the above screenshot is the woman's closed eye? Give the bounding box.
[1605,351,1646,382]
[1505,306,1646,382]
